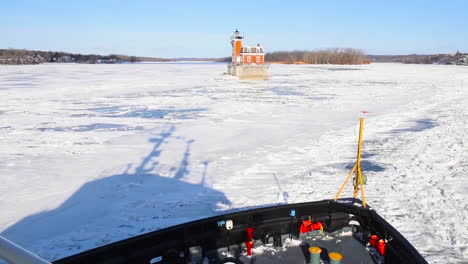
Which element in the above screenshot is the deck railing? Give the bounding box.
[0,235,50,264]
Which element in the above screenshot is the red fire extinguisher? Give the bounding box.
[246,227,254,256]
[369,235,386,256]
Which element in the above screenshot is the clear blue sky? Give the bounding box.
[1,0,467,58]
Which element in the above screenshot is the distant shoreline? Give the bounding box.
[0,48,174,65]
[1,48,467,66]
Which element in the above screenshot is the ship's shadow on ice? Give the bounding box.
[389,118,437,133]
[325,152,385,174]
[344,160,385,172]
[1,125,231,260]
[81,106,208,120]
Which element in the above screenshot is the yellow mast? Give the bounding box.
[334,117,367,207]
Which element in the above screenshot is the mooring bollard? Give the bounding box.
[329,252,343,264]
[309,246,321,264]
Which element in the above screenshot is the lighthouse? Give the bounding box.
[227,30,268,80]
[231,29,244,65]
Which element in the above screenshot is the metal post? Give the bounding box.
[358,167,367,207]
[356,118,367,207]
[353,118,364,198]
[357,118,364,166]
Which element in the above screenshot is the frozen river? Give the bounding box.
[0,62,467,263]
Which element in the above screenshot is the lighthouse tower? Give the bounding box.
[231,29,244,65]
[227,29,268,79]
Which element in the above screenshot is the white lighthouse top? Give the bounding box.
[231,29,244,40]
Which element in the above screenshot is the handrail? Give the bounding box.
[0,235,51,264]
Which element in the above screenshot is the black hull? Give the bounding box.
[54,199,427,264]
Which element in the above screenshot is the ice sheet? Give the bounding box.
[0,62,466,263]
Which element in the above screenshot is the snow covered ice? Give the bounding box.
[0,62,467,263]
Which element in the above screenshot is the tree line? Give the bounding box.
[216,48,371,64]
[0,49,171,65]
[265,48,370,64]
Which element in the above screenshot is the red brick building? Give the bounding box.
[231,30,265,65]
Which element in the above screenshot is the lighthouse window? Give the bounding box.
[247,56,251,62]
[256,56,260,63]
